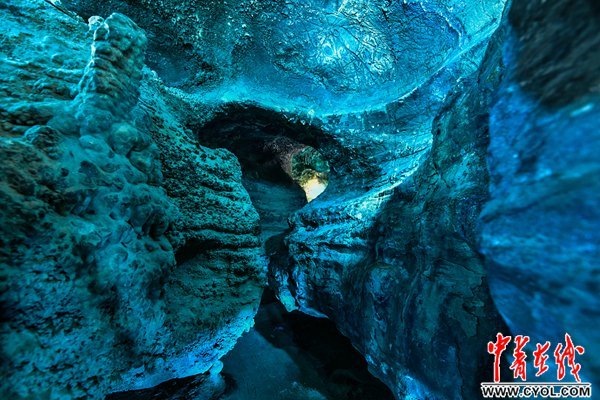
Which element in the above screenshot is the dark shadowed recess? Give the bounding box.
[107,291,395,400]
[219,291,396,400]
[192,104,329,159]
[510,0,600,106]
[107,374,225,400]
[190,104,334,243]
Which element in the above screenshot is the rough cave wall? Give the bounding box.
[271,19,508,400]
[479,0,600,386]
[0,2,265,399]
[2,0,510,398]
[272,0,600,397]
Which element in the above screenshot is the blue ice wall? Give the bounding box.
[479,0,600,386]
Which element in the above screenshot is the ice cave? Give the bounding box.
[0,0,598,399]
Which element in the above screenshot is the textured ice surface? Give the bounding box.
[63,0,506,112]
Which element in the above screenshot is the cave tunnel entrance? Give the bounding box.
[192,105,331,245]
[167,105,392,400]
[107,105,394,399]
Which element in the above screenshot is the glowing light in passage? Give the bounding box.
[302,177,327,202]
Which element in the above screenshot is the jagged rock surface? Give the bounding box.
[0,2,264,399]
[270,36,507,400]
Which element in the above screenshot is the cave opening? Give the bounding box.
[191,104,332,244]
[107,106,393,399]
[170,106,393,399]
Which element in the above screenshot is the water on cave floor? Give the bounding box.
[219,295,394,400]
[108,294,394,400]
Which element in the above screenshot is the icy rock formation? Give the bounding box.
[479,0,600,386]
[62,0,506,108]
[0,2,264,399]
[271,36,507,400]
[269,0,600,396]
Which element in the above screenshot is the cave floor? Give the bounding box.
[219,298,394,400]
[108,296,394,400]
